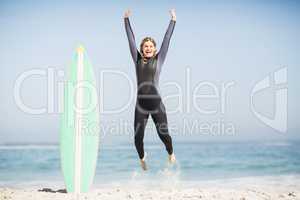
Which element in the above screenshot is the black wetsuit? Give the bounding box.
[124,17,176,159]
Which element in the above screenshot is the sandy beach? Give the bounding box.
[1,175,299,200]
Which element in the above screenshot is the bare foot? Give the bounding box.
[140,159,147,170]
[140,153,147,170]
[168,153,176,164]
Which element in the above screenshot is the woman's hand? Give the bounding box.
[170,9,176,21]
[124,9,131,18]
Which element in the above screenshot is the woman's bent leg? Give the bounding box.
[151,102,173,155]
[134,105,149,159]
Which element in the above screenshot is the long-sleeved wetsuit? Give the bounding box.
[124,17,175,159]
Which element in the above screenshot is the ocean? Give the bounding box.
[0,140,300,188]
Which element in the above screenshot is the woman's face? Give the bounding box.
[142,41,156,58]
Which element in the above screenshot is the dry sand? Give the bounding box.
[1,175,299,200]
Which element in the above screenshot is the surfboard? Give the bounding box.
[60,45,100,194]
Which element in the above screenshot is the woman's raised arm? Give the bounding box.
[157,9,176,65]
[124,9,139,62]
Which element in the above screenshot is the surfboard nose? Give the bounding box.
[77,45,85,53]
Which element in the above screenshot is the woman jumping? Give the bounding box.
[124,9,176,170]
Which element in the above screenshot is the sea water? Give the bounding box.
[0,140,299,187]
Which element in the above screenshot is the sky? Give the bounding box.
[0,0,299,144]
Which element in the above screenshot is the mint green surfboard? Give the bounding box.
[60,46,100,193]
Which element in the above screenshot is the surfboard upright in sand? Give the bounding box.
[60,46,100,194]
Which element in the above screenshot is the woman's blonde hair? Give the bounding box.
[140,37,157,57]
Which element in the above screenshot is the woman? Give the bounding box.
[124,9,176,170]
